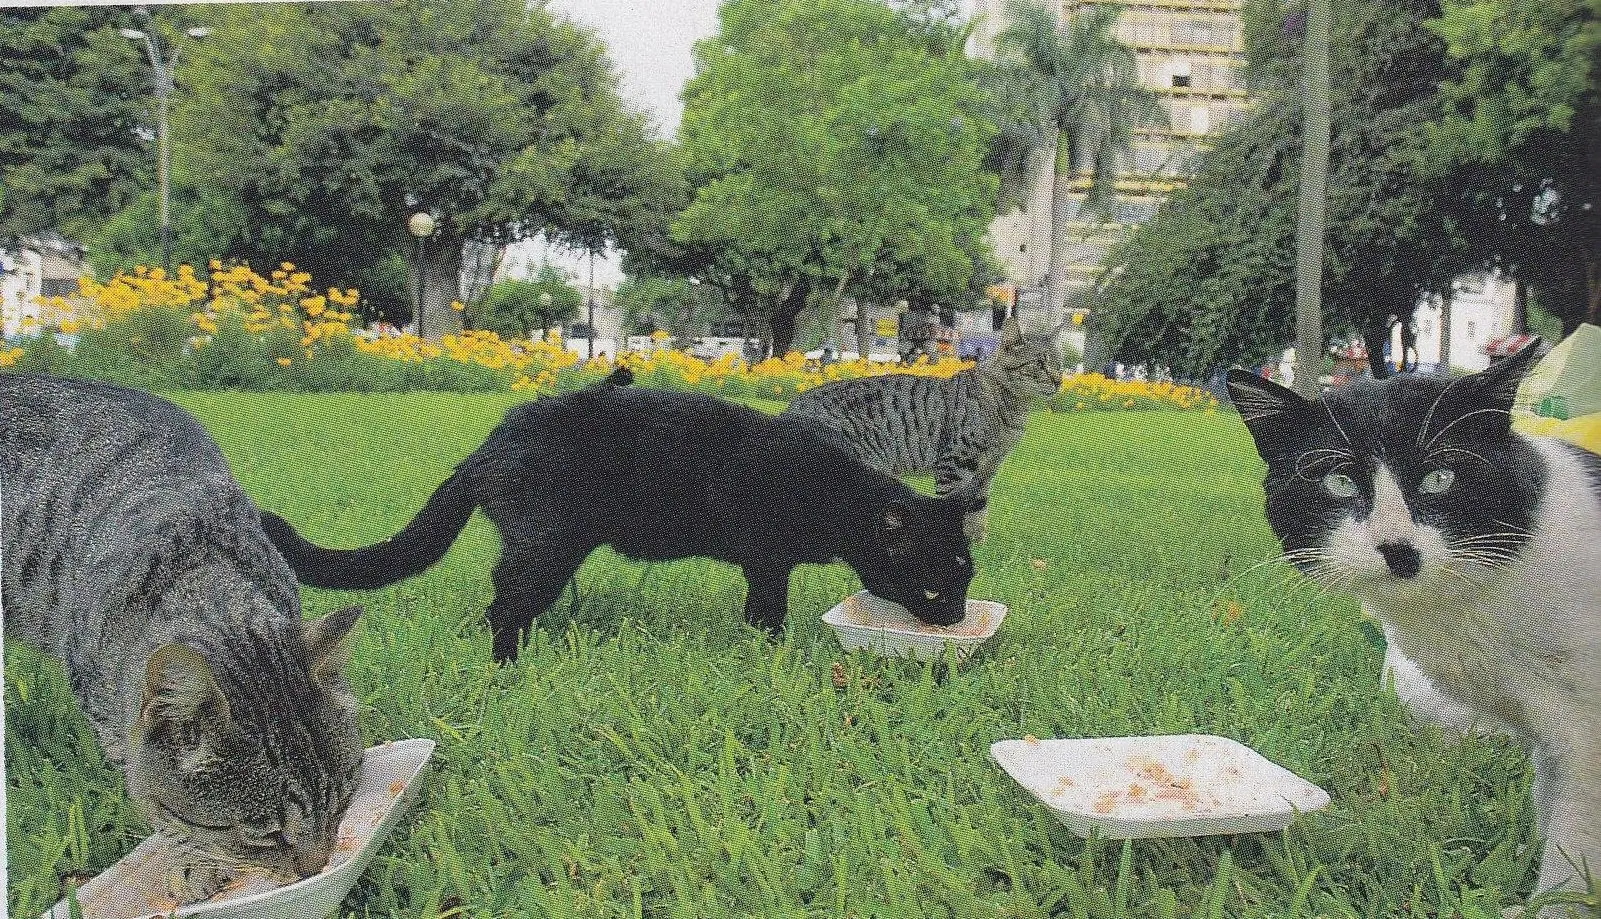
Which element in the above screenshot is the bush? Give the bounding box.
[0,260,1221,411]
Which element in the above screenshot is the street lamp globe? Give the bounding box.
[119,28,147,40]
[407,212,436,238]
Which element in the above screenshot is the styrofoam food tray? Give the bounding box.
[821,590,1006,662]
[990,734,1330,839]
[43,738,435,919]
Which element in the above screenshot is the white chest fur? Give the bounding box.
[1364,439,1601,740]
[1363,437,1600,902]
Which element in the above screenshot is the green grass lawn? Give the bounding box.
[7,393,1542,918]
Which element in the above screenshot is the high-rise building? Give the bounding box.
[969,0,1250,340]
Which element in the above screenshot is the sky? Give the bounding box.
[516,0,723,288]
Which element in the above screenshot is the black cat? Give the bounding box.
[262,370,978,661]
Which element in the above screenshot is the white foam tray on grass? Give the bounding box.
[43,738,435,919]
[822,590,1006,662]
[990,734,1330,839]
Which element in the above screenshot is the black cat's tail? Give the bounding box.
[260,471,477,590]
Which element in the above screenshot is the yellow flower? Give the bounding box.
[58,318,81,334]
[277,357,292,367]
[209,259,224,271]
[451,300,465,312]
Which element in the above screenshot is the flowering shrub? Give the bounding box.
[3,261,1215,410]
[1047,373,1220,412]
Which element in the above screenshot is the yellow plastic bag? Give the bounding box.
[1512,323,1601,455]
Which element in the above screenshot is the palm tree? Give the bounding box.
[988,0,1159,317]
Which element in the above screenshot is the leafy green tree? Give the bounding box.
[1098,0,1472,376]
[611,273,729,337]
[1422,0,1598,332]
[988,1,1159,314]
[0,7,151,244]
[669,0,999,354]
[165,0,673,336]
[469,267,581,339]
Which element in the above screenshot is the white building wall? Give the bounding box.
[1,247,44,338]
[1403,273,1517,373]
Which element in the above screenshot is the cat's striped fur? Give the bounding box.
[785,318,1062,542]
[1,374,365,898]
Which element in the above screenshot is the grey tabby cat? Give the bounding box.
[1,373,366,899]
[785,316,1062,543]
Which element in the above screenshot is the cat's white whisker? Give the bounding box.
[1427,445,1494,468]
[1416,372,1464,449]
[1324,401,1355,449]
[1420,406,1512,453]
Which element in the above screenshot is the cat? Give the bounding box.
[260,368,978,663]
[1227,342,1600,910]
[1,373,366,899]
[784,316,1062,543]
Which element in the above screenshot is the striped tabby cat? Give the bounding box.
[1,374,365,899]
[785,317,1062,543]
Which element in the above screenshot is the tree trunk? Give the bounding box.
[1512,278,1528,334]
[417,238,463,341]
[1292,0,1331,397]
[1437,290,1452,373]
[855,301,872,360]
[769,278,811,356]
[1044,129,1073,321]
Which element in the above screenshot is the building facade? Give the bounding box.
[969,0,1249,340]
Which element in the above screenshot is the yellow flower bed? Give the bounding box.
[14,260,1215,410]
[1050,373,1220,412]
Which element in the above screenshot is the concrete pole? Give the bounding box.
[1292,0,1331,397]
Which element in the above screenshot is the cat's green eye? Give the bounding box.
[1419,469,1455,495]
[1322,472,1359,499]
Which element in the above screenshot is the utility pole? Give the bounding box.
[1292,0,1331,397]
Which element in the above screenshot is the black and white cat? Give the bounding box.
[1228,343,1599,909]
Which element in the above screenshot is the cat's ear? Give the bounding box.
[1466,338,1544,415]
[1000,316,1022,346]
[304,604,363,682]
[1226,368,1307,422]
[142,644,232,731]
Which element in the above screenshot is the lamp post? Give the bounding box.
[586,248,596,359]
[408,211,436,339]
[121,15,210,272]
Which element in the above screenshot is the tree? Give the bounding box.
[989,1,1159,315]
[1422,0,1599,333]
[669,0,999,355]
[470,267,581,339]
[611,273,729,337]
[0,7,151,244]
[166,0,674,336]
[1096,0,1473,377]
